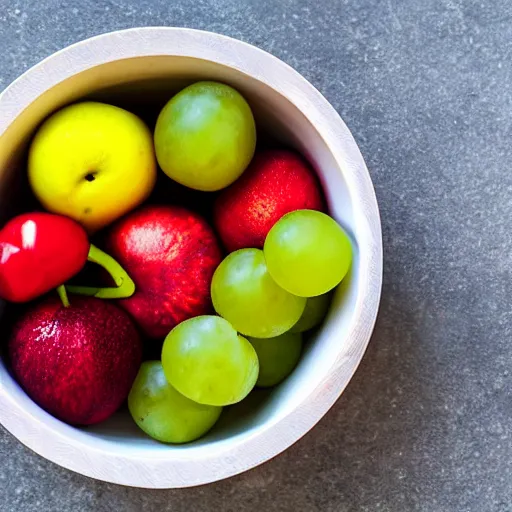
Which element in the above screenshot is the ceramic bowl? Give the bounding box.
[0,27,382,488]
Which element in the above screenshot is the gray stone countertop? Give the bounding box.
[0,1,511,511]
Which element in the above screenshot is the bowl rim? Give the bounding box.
[0,27,382,488]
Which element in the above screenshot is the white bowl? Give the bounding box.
[0,27,382,488]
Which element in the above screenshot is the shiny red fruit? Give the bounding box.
[9,296,142,425]
[214,149,325,252]
[105,205,222,339]
[0,212,89,302]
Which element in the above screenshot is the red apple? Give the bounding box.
[214,149,325,252]
[105,205,222,339]
[9,296,142,425]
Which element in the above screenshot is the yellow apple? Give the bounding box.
[28,102,157,232]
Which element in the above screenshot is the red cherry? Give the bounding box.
[0,213,89,303]
[214,150,325,252]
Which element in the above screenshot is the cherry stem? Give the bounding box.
[65,244,135,299]
[56,284,70,308]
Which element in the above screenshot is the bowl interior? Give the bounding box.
[0,56,360,456]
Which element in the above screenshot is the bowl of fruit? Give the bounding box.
[0,27,382,488]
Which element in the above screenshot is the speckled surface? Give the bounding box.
[1,0,512,510]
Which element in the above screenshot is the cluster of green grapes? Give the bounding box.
[126,80,352,444]
[129,209,352,444]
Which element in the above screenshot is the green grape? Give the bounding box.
[211,249,306,338]
[154,81,256,191]
[161,316,259,406]
[128,361,222,444]
[290,293,332,333]
[248,332,303,387]
[264,210,352,297]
